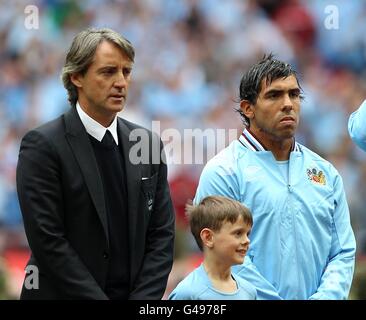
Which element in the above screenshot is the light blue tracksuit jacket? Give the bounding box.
[194,129,356,300]
[348,99,366,151]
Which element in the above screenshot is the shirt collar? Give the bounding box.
[238,128,300,152]
[76,102,119,145]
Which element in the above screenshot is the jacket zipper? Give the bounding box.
[288,154,301,299]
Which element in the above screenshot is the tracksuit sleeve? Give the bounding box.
[348,99,366,151]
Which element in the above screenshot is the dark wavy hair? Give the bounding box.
[236,53,303,126]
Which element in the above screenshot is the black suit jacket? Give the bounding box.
[16,107,175,299]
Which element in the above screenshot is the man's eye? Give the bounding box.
[269,93,279,99]
[124,69,131,76]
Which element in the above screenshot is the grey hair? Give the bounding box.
[61,28,135,107]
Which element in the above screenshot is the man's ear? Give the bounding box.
[240,100,254,121]
[70,73,83,88]
[200,228,214,249]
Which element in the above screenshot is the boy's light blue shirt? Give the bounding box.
[194,129,356,300]
[168,264,257,300]
[348,99,366,151]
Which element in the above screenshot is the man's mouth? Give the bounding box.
[109,95,125,103]
[110,95,125,99]
[280,116,296,124]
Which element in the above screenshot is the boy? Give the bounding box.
[169,195,256,300]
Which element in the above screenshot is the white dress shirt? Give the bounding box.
[76,102,119,145]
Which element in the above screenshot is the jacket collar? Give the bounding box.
[65,108,141,274]
[239,128,300,152]
[64,107,109,245]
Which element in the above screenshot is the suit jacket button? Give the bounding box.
[103,252,109,259]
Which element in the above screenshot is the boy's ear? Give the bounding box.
[200,228,214,249]
[240,100,254,121]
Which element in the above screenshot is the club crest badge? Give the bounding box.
[307,168,326,186]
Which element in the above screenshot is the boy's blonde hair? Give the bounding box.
[186,195,253,251]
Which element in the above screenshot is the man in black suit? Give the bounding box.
[16,28,175,299]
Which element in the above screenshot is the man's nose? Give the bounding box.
[114,72,127,88]
[282,93,294,111]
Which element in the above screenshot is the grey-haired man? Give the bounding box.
[16,28,175,300]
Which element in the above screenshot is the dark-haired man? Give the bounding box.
[194,54,356,299]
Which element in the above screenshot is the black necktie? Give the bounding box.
[101,130,116,148]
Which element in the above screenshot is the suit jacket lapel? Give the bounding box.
[117,118,141,259]
[64,107,109,245]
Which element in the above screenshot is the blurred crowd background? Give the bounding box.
[1,0,366,299]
